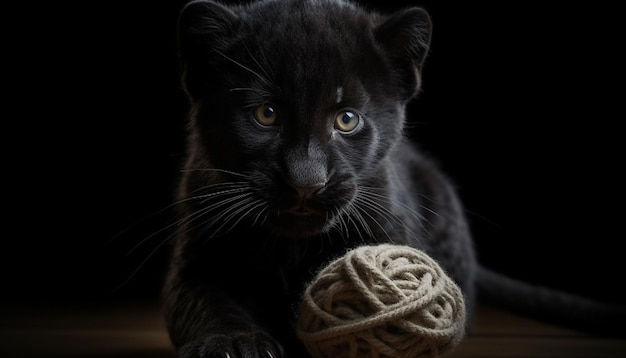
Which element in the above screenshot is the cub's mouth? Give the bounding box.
[269,191,329,237]
[271,210,329,238]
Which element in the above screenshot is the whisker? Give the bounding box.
[361,186,433,220]
[346,202,375,241]
[198,187,250,205]
[209,197,264,238]
[186,181,250,196]
[355,194,418,240]
[216,49,274,89]
[245,42,275,86]
[117,188,251,256]
[258,207,271,226]
[227,199,267,232]
[343,206,368,243]
[336,209,350,240]
[352,197,399,244]
[172,192,256,241]
[112,169,262,290]
[359,187,435,239]
[106,201,178,246]
[112,231,172,293]
[229,87,257,92]
[110,183,251,248]
[179,168,252,179]
[177,192,250,227]
[252,204,270,227]
[361,185,439,222]
[189,193,254,227]
[123,215,180,256]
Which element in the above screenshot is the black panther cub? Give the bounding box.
[163,0,626,357]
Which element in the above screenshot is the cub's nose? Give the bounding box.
[288,182,326,199]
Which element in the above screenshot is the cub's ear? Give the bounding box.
[177,0,240,99]
[374,7,432,98]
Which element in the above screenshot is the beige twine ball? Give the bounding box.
[297,244,466,358]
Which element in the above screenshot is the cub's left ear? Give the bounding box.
[375,7,432,97]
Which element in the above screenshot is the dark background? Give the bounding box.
[6,1,624,306]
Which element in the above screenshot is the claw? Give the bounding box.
[265,349,275,358]
[225,353,231,358]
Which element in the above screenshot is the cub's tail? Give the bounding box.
[475,266,626,338]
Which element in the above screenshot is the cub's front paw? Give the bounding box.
[178,332,284,358]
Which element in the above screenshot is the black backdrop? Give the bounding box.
[6,1,624,306]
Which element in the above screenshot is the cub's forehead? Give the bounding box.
[244,0,365,20]
[235,8,379,77]
[226,1,385,99]
[240,0,374,43]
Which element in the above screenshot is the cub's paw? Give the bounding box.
[178,332,284,358]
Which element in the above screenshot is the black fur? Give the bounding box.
[163,0,626,357]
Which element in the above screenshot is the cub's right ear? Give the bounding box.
[374,7,432,99]
[177,0,240,99]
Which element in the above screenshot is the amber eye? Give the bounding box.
[254,103,278,126]
[334,110,361,133]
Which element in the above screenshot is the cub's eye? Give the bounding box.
[334,110,361,133]
[254,103,278,126]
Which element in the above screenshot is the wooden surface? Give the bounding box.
[1,300,624,358]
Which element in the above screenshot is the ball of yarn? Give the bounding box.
[297,244,466,358]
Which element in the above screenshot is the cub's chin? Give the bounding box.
[268,210,333,238]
